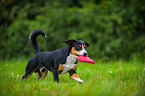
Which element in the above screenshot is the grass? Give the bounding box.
[0,58,145,96]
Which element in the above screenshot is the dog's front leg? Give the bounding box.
[70,73,84,83]
[69,69,84,83]
[53,69,59,83]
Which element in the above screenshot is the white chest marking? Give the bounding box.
[60,54,78,75]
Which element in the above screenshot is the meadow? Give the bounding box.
[0,58,145,96]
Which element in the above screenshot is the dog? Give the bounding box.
[22,29,89,83]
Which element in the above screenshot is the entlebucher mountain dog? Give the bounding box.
[22,29,89,83]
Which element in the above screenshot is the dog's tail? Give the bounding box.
[29,29,47,54]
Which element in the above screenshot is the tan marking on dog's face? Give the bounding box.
[70,73,79,79]
[72,64,77,70]
[58,64,63,71]
[84,45,86,48]
[71,47,82,55]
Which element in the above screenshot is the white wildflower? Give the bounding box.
[109,71,112,73]
[11,73,14,77]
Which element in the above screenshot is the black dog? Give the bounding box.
[22,29,89,83]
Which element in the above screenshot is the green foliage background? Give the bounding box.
[0,0,145,61]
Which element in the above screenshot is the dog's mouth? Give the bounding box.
[73,53,79,56]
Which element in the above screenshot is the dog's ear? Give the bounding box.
[63,39,76,45]
[84,41,89,46]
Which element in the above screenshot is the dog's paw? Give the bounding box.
[74,78,84,83]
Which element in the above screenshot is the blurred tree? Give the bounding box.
[0,0,144,61]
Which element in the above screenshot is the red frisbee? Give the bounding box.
[78,56,95,64]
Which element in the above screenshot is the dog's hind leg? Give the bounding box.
[37,69,42,79]
[37,67,48,80]
[41,68,48,79]
[22,60,39,81]
[22,67,39,81]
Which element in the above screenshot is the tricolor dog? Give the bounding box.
[22,29,89,83]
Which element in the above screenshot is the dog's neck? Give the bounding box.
[65,53,78,65]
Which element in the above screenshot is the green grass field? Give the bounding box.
[0,59,145,96]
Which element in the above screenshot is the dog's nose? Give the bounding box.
[83,52,88,56]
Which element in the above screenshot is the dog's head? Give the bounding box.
[63,39,89,56]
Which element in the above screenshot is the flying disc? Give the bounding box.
[78,56,95,63]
